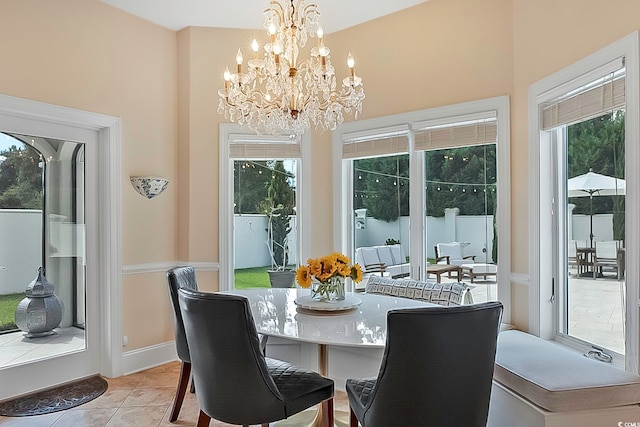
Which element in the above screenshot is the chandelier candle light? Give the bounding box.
[218,0,365,136]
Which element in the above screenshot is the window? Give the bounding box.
[416,117,498,303]
[530,32,639,371]
[219,126,311,290]
[0,132,86,352]
[333,97,510,319]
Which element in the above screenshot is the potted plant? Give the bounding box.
[265,161,296,288]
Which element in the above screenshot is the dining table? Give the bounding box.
[222,287,437,426]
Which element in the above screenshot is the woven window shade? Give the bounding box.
[541,76,625,131]
[414,121,497,151]
[228,134,301,158]
[342,134,409,159]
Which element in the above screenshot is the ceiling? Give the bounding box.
[99,0,429,33]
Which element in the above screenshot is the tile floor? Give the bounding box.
[0,361,350,427]
[0,327,85,368]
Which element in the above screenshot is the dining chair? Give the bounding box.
[166,266,199,422]
[346,301,503,427]
[177,288,335,427]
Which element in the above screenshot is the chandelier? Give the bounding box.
[218,0,365,136]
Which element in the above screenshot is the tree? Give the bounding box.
[266,161,295,270]
[567,111,625,240]
[0,143,43,209]
[353,155,409,222]
[233,160,271,214]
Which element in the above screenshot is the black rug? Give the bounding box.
[0,375,108,417]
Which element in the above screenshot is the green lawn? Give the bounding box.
[234,266,272,289]
[234,266,298,289]
[0,293,22,332]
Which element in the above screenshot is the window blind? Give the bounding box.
[228,134,301,158]
[342,134,409,159]
[414,120,497,151]
[541,67,625,131]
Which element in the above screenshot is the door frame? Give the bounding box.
[0,94,122,399]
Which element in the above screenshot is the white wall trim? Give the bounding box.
[122,261,219,275]
[121,341,178,376]
[510,273,529,287]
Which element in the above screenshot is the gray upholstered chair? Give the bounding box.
[177,288,335,427]
[166,266,199,422]
[346,301,503,427]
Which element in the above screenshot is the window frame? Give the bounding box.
[528,31,640,373]
[219,124,311,290]
[332,96,511,323]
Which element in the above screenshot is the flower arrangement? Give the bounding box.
[296,252,363,301]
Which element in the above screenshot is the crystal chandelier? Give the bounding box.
[218,0,365,136]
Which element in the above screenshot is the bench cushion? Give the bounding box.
[495,330,640,412]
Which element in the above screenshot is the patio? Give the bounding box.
[447,273,625,355]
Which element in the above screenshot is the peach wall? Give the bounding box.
[0,0,178,350]
[511,0,640,327]
[329,0,513,119]
[177,0,514,281]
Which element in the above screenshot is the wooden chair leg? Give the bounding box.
[350,407,359,427]
[321,398,334,427]
[169,361,191,422]
[197,410,211,427]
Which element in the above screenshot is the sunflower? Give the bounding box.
[296,265,312,288]
[308,258,323,278]
[350,264,363,283]
[317,255,338,282]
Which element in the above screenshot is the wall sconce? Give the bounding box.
[130,176,169,199]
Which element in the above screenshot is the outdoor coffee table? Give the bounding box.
[426,264,461,282]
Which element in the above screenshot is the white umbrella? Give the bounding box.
[567,168,625,247]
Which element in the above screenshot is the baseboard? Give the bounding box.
[120,341,178,376]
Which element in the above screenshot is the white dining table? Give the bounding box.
[222,288,436,426]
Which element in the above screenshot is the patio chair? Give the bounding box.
[593,241,620,279]
[434,242,476,277]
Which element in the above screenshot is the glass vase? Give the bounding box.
[311,276,346,302]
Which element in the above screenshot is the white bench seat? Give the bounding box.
[489,330,640,426]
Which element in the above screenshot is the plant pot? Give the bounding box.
[268,270,296,288]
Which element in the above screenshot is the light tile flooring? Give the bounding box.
[0,361,350,426]
[0,327,85,368]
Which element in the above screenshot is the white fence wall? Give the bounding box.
[233,214,298,269]
[571,214,615,242]
[0,210,42,294]
[0,211,617,295]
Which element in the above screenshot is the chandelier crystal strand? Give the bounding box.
[218,0,365,136]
